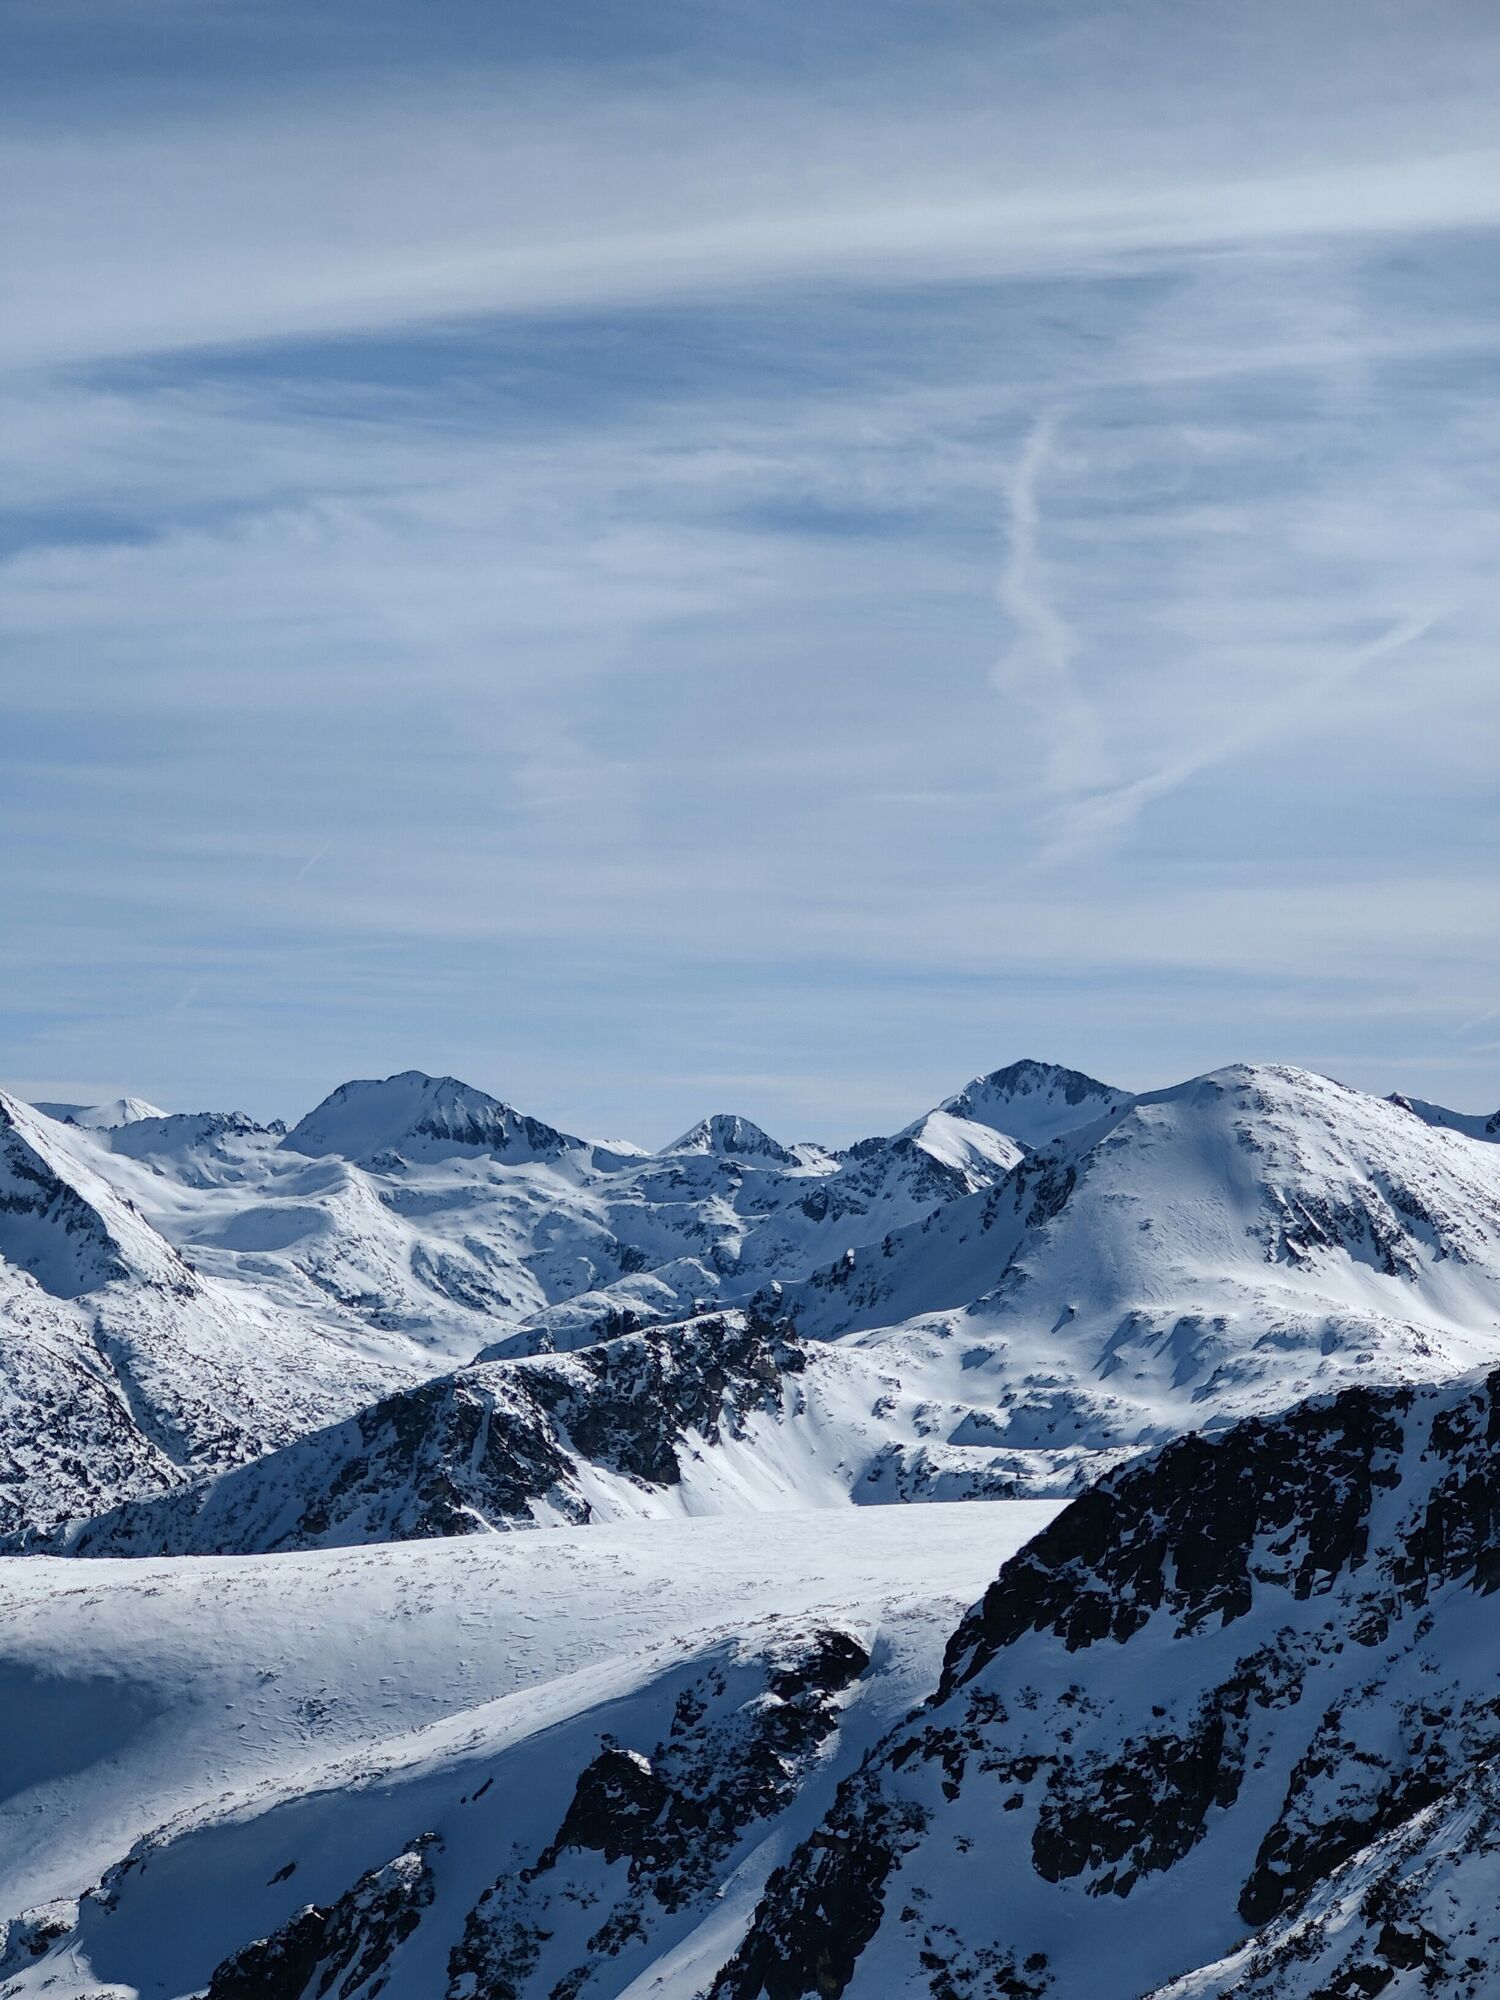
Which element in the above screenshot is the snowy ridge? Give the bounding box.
[30,1096,166,1130]
[1391,1091,1500,1145]
[0,1090,195,1299]
[15,1309,1107,1558]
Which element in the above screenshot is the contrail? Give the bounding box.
[292,838,333,883]
[994,412,1105,804]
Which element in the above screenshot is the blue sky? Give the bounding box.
[3,0,1499,1143]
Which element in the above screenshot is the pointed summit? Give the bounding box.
[664,1113,798,1166]
[939,1058,1128,1151]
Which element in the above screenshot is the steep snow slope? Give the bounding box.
[0,1090,194,1298]
[785,1064,1500,1464]
[716,1363,1500,2000]
[0,1502,1059,1996]
[0,1095,423,1538]
[1153,1765,1500,1998]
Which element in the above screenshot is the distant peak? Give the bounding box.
[283,1070,583,1164]
[664,1113,797,1165]
[940,1059,1128,1151]
[32,1095,167,1130]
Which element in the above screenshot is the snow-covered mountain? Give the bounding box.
[19,1066,1035,1377]
[785,1064,1500,1460]
[30,1095,166,1130]
[11,1306,1107,1558]
[11,1059,1500,1547]
[712,1360,1500,1998]
[18,1358,1500,1996]
[284,1070,589,1166]
[939,1056,1129,1149]
[0,1092,426,1538]
[5,1050,1500,1994]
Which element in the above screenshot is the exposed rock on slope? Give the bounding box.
[714,1362,1500,1998]
[1152,1759,1500,1998]
[16,1312,821,1554]
[0,1094,418,1539]
[0,1507,1048,2000]
[0,1090,195,1299]
[15,1300,1138,1558]
[446,1625,870,2000]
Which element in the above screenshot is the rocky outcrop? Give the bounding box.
[448,1626,870,2000]
[205,1836,439,1999]
[714,1365,1500,1999]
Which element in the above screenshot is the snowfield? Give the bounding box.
[0,1502,1058,1995]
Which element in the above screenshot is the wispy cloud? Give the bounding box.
[5,8,1500,370]
[2,0,1498,1132]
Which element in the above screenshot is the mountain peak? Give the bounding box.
[283,1071,583,1164]
[940,1057,1128,1150]
[662,1113,798,1165]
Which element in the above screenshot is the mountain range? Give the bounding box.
[2,1052,1500,1996]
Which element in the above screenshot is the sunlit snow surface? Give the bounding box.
[0,1501,1059,1996]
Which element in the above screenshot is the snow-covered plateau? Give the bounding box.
[2,1054,1500,1995]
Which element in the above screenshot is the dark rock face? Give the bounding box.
[940,1386,1410,1685]
[448,1626,869,2000]
[713,1782,925,2000]
[205,1835,438,1999]
[714,1367,1500,1999]
[1030,1678,1250,1896]
[20,1309,809,1556]
[523,1310,806,1489]
[1163,1747,1500,1998]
